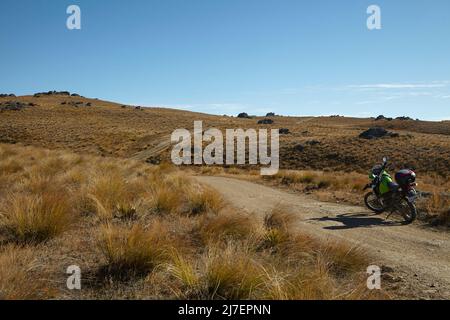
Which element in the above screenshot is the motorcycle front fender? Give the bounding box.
[405,189,418,203]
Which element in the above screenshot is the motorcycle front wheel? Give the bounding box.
[364,192,384,213]
[396,198,417,224]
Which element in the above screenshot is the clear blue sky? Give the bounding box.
[1,0,450,120]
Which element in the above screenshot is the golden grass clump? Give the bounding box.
[0,245,53,300]
[97,222,171,278]
[260,252,378,300]
[18,171,56,194]
[260,228,291,250]
[262,261,336,300]
[317,240,369,277]
[0,158,24,175]
[260,207,314,258]
[0,193,73,244]
[151,185,180,215]
[259,240,370,299]
[186,187,224,216]
[419,189,450,226]
[197,210,258,244]
[203,245,264,299]
[261,206,370,286]
[168,250,200,297]
[88,174,134,220]
[264,206,296,233]
[275,170,365,191]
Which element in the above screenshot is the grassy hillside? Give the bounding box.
[0,93,448,299]
[1,94,450,177]
[1,93,449,223]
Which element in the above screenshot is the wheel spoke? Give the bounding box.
[367,194,383,210]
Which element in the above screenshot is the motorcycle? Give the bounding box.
[363,157,418,224]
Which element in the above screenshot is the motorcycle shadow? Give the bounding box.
[309,212,406,230]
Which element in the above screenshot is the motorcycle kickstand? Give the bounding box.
[385,211,394,221]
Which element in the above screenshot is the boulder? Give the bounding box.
[0,101,28,111]
[306,140,321,146]
[396,116,413,121]
[359,127,399,139]
[266,112,276,117]
[279,128,290,135]
[237,112,251,119]
[294,144,305,152]
[34,91,77,97]
[258,119,274,125]
[375,115,393,121]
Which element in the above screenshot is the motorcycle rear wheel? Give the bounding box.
[364,192,384,213]
[396,198,417,224]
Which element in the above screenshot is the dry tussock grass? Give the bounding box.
[183,206,377,300]
[87,173,144,220]
[0,143,387,299]
[186,187,224,216]
[202,244,265,299]
[197,210,259,245]
[0,245,54,299]
[269,170,367,193]
[151,185,180,215]
[0,192,73,244]
[168,250,200,295]
[97,222,171,279]
[264,205,297,232]
[317,240,369,277]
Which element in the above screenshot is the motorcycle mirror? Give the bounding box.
[382,156,388,163]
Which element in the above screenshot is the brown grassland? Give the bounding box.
[0,93,449,299]
[0,143,388,299]
[1,94,450,176]
[1,94,449,225]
